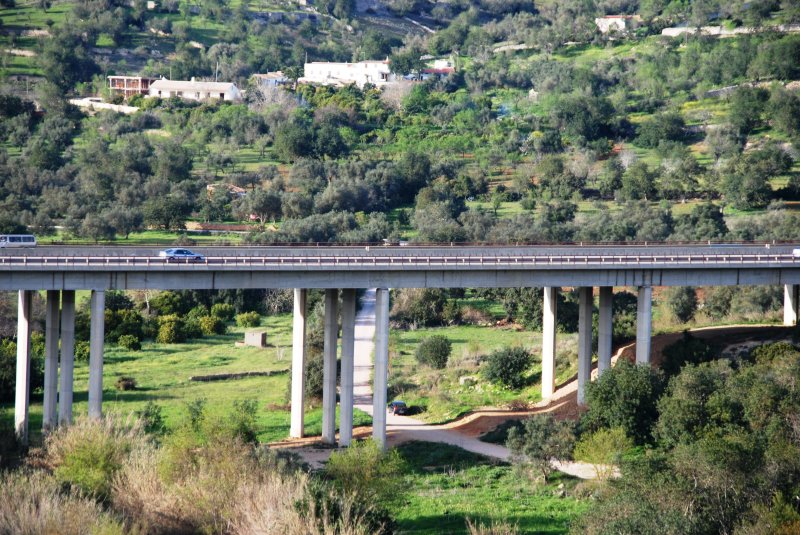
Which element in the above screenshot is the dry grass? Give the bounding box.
[0,470,127,535]
[465,518,520,534]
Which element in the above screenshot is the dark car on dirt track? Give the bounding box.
[387,400,408,415]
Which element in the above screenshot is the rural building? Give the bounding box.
[107,75,157,98]
[594,15,640,33]
[299,59,395,88]
[422,58,455,80]
[148,78,242,102]
[252,71,290,87]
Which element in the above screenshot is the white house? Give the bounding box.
[595,15,640,33]
[148,78,242,101]
[299,59,394,89]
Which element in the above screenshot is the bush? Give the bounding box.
[665,286,698,323]
[186,304,210,321]
[582,360,665,444]
[156,316,185,344]
[183,318,203,340]
[573,427,633,481]
[115,376,137,391]
[45,415,145,501]
[0,338,43,403]
[507,413,575,483]
[482,347,533,389]
[389,288,448,328]
[325,438,406,503]
[198,315,227,336]
[660,332,715,378]
[211,303,235,321]
[75,340,91,362]
[0,470,125,534]
[305,353,325,401]
[117,334,141,351]
[415,335,451,369]
[136,401,167,436]
[236,312,261,328]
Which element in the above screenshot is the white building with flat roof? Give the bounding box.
[148,78,242,101]
[299,59,394,88]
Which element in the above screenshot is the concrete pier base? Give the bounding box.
[59,291,75,426]
[88,290,105,419]
[373,288,390,449]
[636,286,652,365]
[339,289,356,446]
[577,287,593,405]
[14,290,33,446]
[43,290,60,431]
[321,289,339,445]
[784,284,798,326]
[598,287,613,376]
[541,287,558,399]
[290,289,307,439]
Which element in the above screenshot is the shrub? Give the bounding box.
[389,288,448,328]
[115,376,137,391]
[666,286,698,323]
[45,415,145,501]
[230,399,259,444]
[156,315,186,344]
[136,401,167,436]
[75,340,91,362]
[0,470,125,534]
[305,353,325,401]
[482,347,533,389]
[186,304,210,321]
[199,315,227,335]
[0,338,43,403]
[236,312,261,328]
[211,303,235,321]
[325,439,406,503]
[573,427,633,481]
[117,334,141,351]
[183,318,203,340]
[660,332,715,378]
[582,359,665,444]
[507,413,575,483]
[415,335,452,369]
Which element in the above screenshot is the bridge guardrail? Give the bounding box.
[0,253,797,268]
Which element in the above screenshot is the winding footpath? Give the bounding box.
[351,289,599,479]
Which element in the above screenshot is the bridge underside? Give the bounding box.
[2,267,800,291]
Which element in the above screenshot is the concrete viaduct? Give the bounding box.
[4,244,800,448]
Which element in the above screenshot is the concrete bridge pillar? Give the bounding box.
[321,289,339,445]
[339,289,356,446]
[290,289,308,438]
[541,287,558,399]
[373,288,390,449]
[88,290,105,420]
[784,284,799,326]
[43,290,60,431]
[598,287,613,376]
[636,286,652,365]
[59,290,76,426]
[577,287,593,405]
[14,290,33,446]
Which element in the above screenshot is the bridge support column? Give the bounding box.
[88,290,105,420]
[636,286,652,365]
[373,288,390,449]
[43,290,60,431]
[15,290,33,446]
[784,284,798,326]
[290,289,307,438]
[59,291,76,426]
[541,287,558,399]
[322,289,339,445]
[339,289,356,447]
[577,287,593,405]
[598,287,613,376]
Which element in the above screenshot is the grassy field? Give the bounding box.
[389,319,579,423]
[1,313,371,445]
[387,441,589,534]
